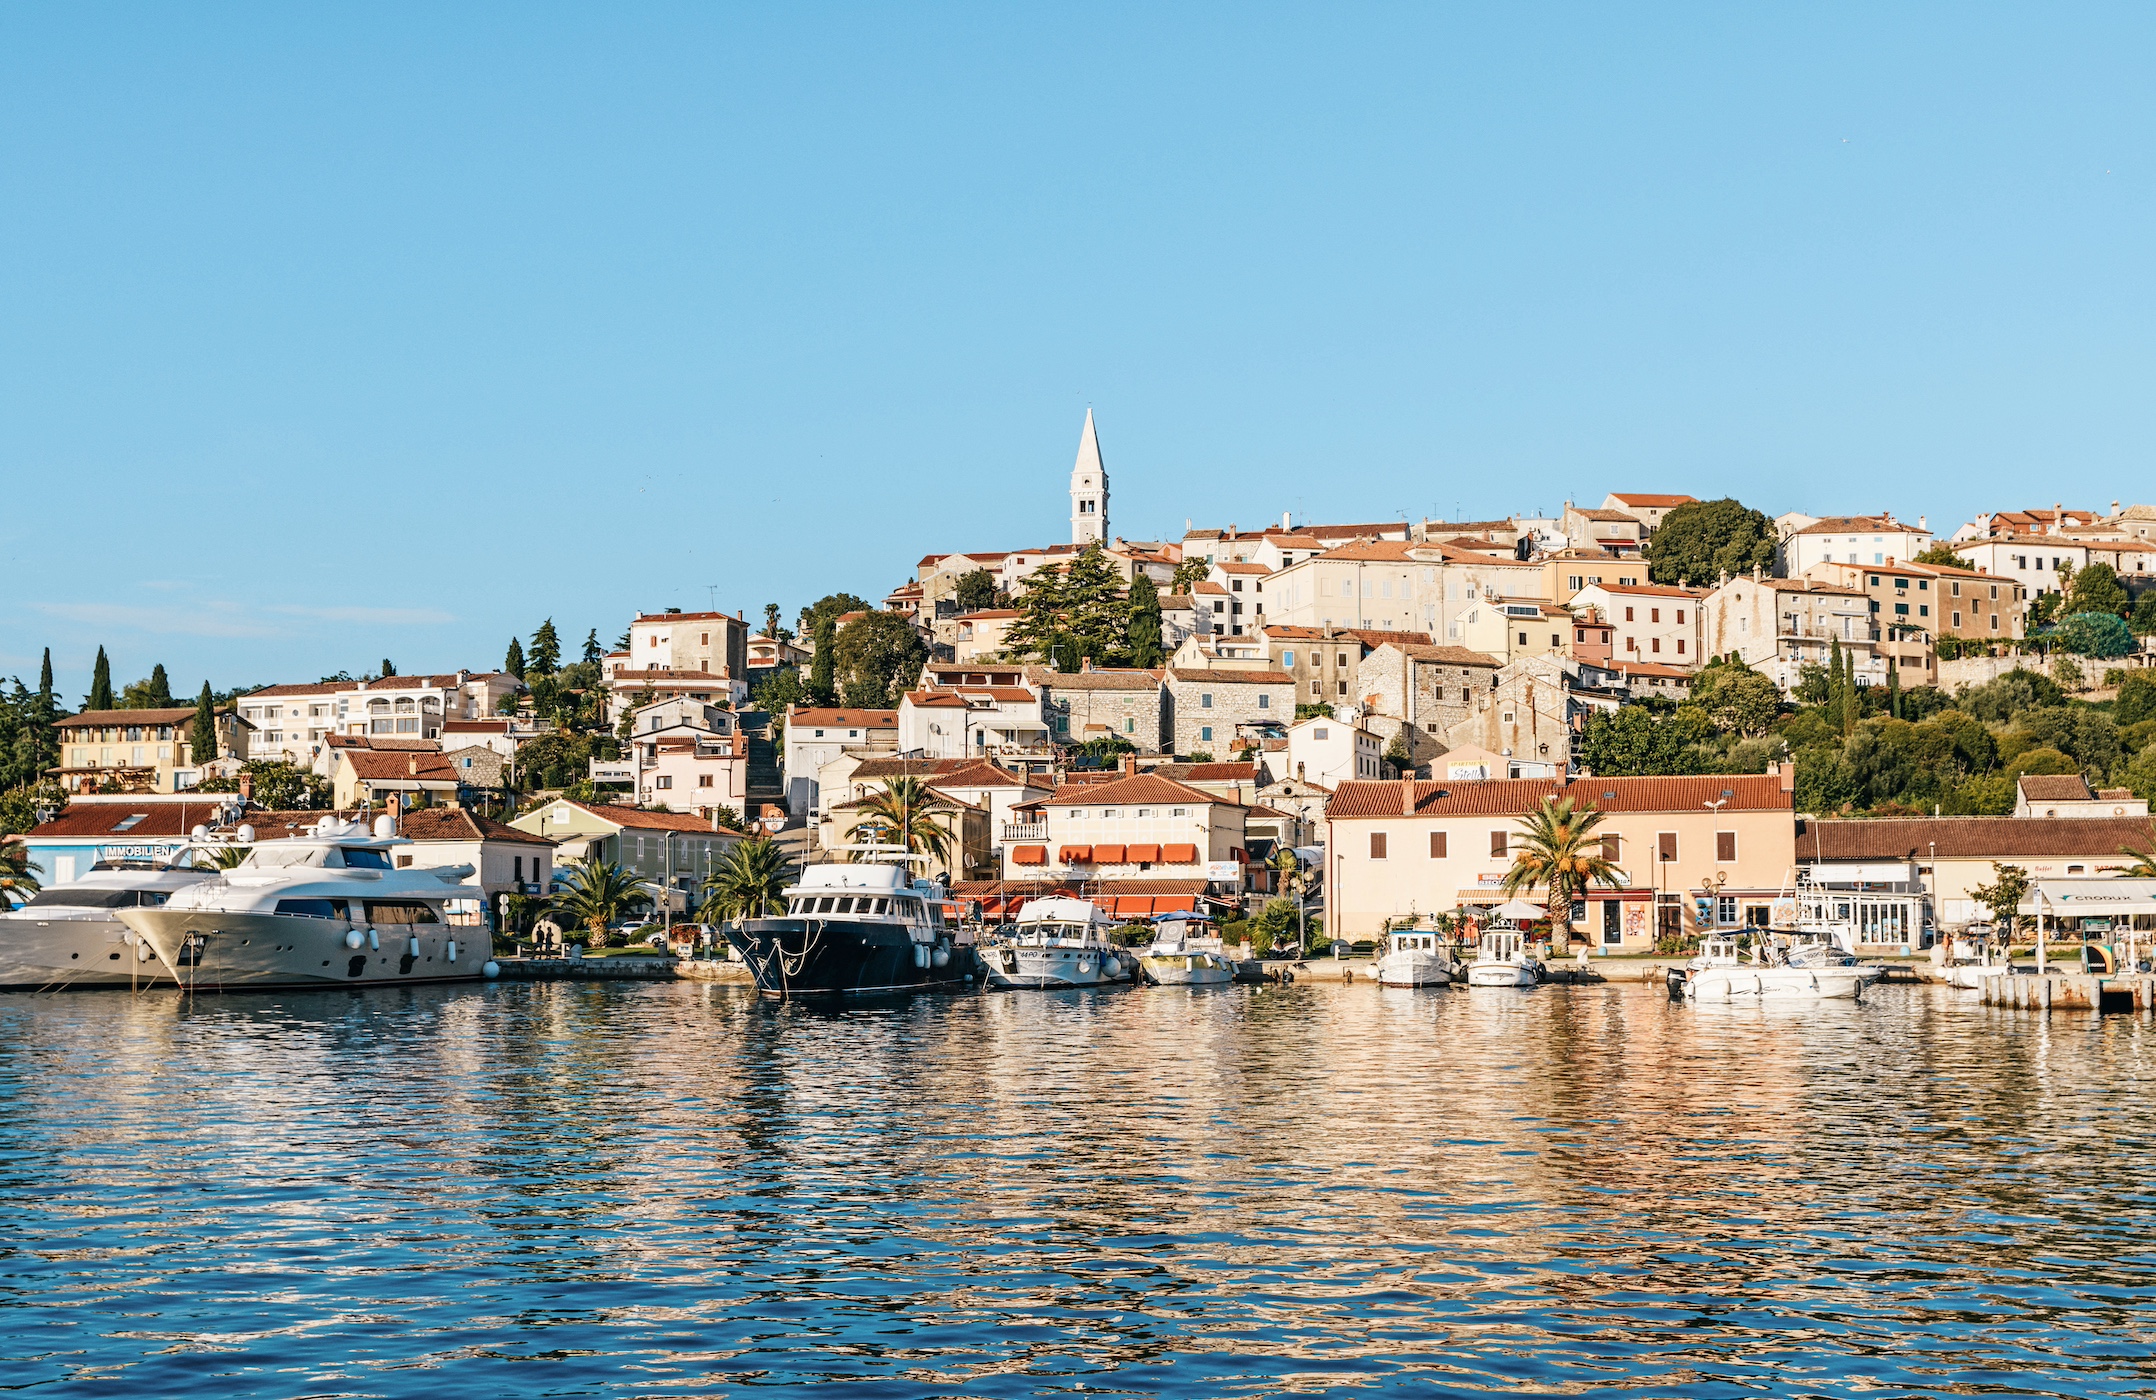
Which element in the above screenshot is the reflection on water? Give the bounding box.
[1,979,2152,1396]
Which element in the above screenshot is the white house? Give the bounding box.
[782,706,897,819]
[897,683,1052,760]
[1287,713,1384,788]
[1776,514,1932,577]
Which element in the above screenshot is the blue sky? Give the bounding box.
[4,5,2152,699]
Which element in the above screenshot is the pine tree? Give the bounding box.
[582,629,602,667]
[1128,574,1164,667]
[147,664,172,707]
[529,619,561,675]
[505,637,526,680]
[89,647,113,711]
[381,658,397,678]
[808,615,838,706]
[190,682,218,764]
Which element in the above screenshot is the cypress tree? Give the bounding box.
[32,650,58,771]
[1127,574,1164,668]
[89,647,114,711]
[147,663,172,708]
[381,658,397,677]
[808,615,838,705]
[505,637,526,680]
[1886,657,1901,719]
[189,682,218,764]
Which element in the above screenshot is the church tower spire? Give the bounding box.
[1070,407,1108,545]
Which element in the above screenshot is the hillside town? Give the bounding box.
[6,411,2156,952]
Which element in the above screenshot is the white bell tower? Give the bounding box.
[1070,408,1108,545]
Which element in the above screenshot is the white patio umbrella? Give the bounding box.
[1491,898,1548,923]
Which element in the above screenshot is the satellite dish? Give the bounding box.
[235,824,256,844]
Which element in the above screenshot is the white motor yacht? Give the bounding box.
[721,846,972,998]
[1466,928,1542,988]
[117,816,491,990]
[1374,928,1458,987]
[1139,913,1236,986]
[984,896,1136,989]
[1682,935,1865,1001]
[0,854,221,989]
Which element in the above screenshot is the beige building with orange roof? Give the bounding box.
[1701,574,1882,694]
[1572,581,1706,669]
[1776,512,1933,577]
[1803,557,2026,641]
[1601,492,1696,535]
[1002,770,1250,885]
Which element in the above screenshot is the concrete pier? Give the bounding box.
[1978,972,2156,1012]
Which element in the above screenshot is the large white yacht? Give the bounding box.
[1680,933,1866,1001]
[721,846,974,998]
[983,896,1137,989]
[0,855,220,989]
[117,816,492,990]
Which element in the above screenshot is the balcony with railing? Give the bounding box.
[1000,821,1048,843]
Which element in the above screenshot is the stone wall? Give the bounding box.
[1041,680,1169,752]
[1167,673,1295,758]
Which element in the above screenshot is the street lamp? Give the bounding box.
[1703,797,1729,933]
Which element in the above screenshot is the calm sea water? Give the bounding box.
[1,976,2152,1398]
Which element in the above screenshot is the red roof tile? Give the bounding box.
[1805,817,2156,860]
[1328,774,1790,819]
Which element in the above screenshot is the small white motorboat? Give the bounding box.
[1374,928,1458,986]
[1466,927,1541,988]
[1681,934,1864,1001]
[1139,913,1236,986]
[983,896,1135,989]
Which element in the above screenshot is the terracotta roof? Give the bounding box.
[395,807,555,845]
[787,708,897,728]
[350,673,508,691]
[1581,582,1705,599]
[1167,668,1296,684]
[57,707,203,728]
[1803,817,2156,860]
[1612,663,1696,681]
[339,750,460,783]
[560,799,743,835]
[634,610,744,624]
[24,805,346,840]
[326,734,441,752]
[1315,540,1427,562]
[1328,774,1790,819]
[1215,561,1272,574]
[1789,515,1921,537]
[1193,581,1230,595]
[241,683,337,698]
[1257,625,1325,640]
[1608,493,1695,508]
[1343,629,1434,648]
[1572,508,1641,522]
[1041,773,1222,807]
[1388,644,1503,667]
[917,760,1036,790]
[904,691,969,707]
[1153,762,1260,782]
[847,757,981,780]
[1024,667,1165,691]
[949,877,1213,897]
[1298,522,1410,539]
[952,609,1022,620]
[2017,775,2095,802]
[441,720,512,733]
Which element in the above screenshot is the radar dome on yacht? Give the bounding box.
[235,824,256,843]
[191,825,209,841]
[373,816,396,839]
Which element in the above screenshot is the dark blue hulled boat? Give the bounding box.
[721,846,975,998]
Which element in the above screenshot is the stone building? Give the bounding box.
[1027,666,1170,751]
[1353,643,1503,768]
[1164,667,1296,759]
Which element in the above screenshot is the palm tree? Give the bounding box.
[698,837,794,924]
[2119,828,2156,878]
[1270,846,1308,955]
[207,845,252,870]
[855,776,952,869]
[552,852,650,948]
[0,844,44,907]
[1498,795,1622,951]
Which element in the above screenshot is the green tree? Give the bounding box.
[380,658,396,677]
[2053,612,2132,659]
[1690,662,1780,737]
[954,568,1001,612]
[1127,574,1164,667]
[2115,828,2156,879]
[2065,562,2130,617]
[1383,730,1413,775]
[752,666,807,716]
[1577,704,1711,776]
[762,603,783,640]
[832,612,927,708]
[807,615,838,706]
[582,629,604,666]
[2115,672,2156,727]
[189,682,218,763]
[1169,556,1211,595]
[1497,795,1620,950]
[2132,590,2156,637]
[552,853,650,947]
[1913,543,1968,568]
[854,776,952,870]
[195,759,331,808]
[799,593,873,637]
[2052,657,2084,692]
[697,837,793,923]
[1969,862,2030,937]
[1005,544,1131,670]
[118,663,174,709]
[1645,498,1777,586]
[529,619,561,675]
[88,646,114,711]
[505,637,526,679]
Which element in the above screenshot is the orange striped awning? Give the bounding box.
[1127,843,1161,862]
[1093,843,1127,864]
[1059,845,1093,863]
[1011,845,1048,866]
[1162,843,1200,863]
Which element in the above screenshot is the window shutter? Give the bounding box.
[1716,831,1736,862]
[1370,832,1388,859]
[1429,831,1446,858]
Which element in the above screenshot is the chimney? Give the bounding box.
[408,756,419,776]
[1400,776,1415,814]
[1122,756,1137,776]
[1282,510,1292,530]
[239,772,253,800]
[1917,516,1926,532]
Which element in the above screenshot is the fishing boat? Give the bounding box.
[0,853,220,989]
[983,896,1136,989]
[117,816,492,990]
[1138,912,1236,986]
[721,845,972,998]
[1374,927,1458,986]
[1465,927,1542,988]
